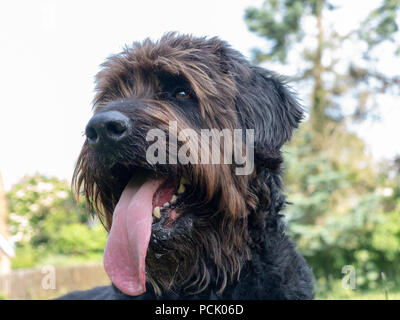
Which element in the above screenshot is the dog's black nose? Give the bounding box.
[85,111,131,148]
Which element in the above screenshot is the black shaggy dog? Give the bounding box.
[60,33,313,300]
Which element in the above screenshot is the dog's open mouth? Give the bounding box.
[103,166,189,296]
[151,176,188,227]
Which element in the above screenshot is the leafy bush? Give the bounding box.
[7,174,107,268]
[283,124,400,293]
[56,223,107,255]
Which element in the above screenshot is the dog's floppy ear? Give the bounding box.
[234,65,303,162]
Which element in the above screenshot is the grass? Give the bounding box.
[315,279,400,300]
[318,290,400,300]
[37,252,104,267]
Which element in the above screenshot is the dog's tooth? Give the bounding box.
[180,177,189,185]
[177,184,185,194]
[170,195,177,204]
[153,206,161,219]
[163,202,170,208]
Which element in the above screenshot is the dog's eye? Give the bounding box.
[174,88,191,99]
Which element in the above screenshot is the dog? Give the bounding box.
[59,33,313,300]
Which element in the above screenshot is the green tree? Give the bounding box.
[245,0,400,295]
[245,0,400,134]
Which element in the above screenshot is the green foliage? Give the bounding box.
[245,1,400,297]
[315,279,400,299]
[245,0,400,123]
[244,0,336,63]
[283,124,400,292]
[245,0,306,62]
[7,174,107,268]
[56,223,107,255]
[11,244,38,269]
[372,209,400,261]
[359,0,400,52]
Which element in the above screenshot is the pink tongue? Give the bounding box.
[103,178,162,296]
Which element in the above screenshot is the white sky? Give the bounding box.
[0,0,399,191]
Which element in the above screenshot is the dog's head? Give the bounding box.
[73,33,303,296]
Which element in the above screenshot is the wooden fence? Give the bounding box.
[0,262,110,300]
